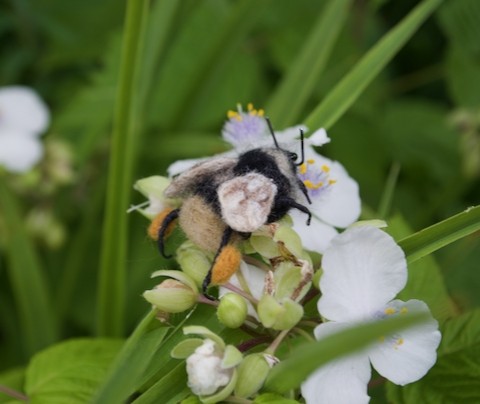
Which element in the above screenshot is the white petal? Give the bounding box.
[290,210,338,254]
[302,322,371,404]
[305,151,361,228]
[318,226,407,322]
[0,86,49,135]
[307,128,331,147]
[0,131,43,172]
[369,299,441,385]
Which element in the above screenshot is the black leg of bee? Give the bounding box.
[276,195,312,225]
[298,179,312,204]
[202,226,234,299]
[157,208,180,259]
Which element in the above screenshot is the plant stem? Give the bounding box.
[96,0,150,337]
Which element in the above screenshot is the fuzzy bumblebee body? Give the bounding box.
[153,146,311,294]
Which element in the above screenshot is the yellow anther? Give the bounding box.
[227,110,237,118]
[258,109,265,116]
[400,307,408,314]
[385,307,396,315]
[247,103,253,111]
[299,163,307,175]
[322,165,330,173]
[304,180,324,190]
[394,338,404,349]
[307,159,315,165]
[328,179,337,185]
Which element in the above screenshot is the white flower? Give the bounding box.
[292,148,361,253]
[301,226,441,404]
[186,339,234,396]
[0,86,50,173]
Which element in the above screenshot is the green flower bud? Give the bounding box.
[273,224,304,258]
[177,240,213,287]
[143,279,197,313]
[217,293,248,328]
[258,295,303,330]
[234,353,272,398]
[132,175,174,219]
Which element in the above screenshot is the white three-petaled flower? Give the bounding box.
[0,86,50,173]
[301,225,441,404]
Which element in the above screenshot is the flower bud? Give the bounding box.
[257,295,303,330]
[143,279,197,313]
[217,293,248,328]
[132,176,173,219]
[177,240,213,287]
[234,353,272,398]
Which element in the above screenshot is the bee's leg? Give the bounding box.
[148,208,180,258]
[276,195,312,225]
[202,227,241,298]
[297,178,312,204]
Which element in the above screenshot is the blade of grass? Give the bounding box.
[265,311,427,393]
[0,180,58,357]
[399,205,480,264]
[96,0,151,337]
[266,0,352,127]
[304,0,443,131]
[92,309,167,404]
[378,161,401,219]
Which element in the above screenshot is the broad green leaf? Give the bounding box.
[387,309,480,403]
[265,312,428,393]
[304,0,443,131]
[387,215,456,321]
[92,310,168,404]
[398,205,480,264]
[25,339,123,404]
[266,0,352,127]
[0,180,57,357]
[96,0,150,337]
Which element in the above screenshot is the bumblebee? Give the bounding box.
[149,119,311,295]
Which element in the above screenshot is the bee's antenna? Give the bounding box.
[295,128,305,166]
[265,117,280,149]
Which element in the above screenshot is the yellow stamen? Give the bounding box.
[299,163,307,175]
[247,103,253,111]
[322,165,330,173]
[400,307,408,314]
[257,109,265,116]
[328,179,337,185]
[385,307,396,315]
[307,159,315,165]
[304,180,324,190]
[394,338,404,349]
[227,110,238,119]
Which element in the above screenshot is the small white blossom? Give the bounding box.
[0,86,50,173]
[301,226,441,404]
[186,339,233,396]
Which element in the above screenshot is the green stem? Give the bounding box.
[96,0,150,337]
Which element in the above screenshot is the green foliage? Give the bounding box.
[1,0,480,402]
[25,339,123,403]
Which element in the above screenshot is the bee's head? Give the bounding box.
[265,117,304,167]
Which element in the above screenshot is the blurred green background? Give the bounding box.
[0,0,479,372]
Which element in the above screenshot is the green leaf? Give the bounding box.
[0,180,58,357]
[265,0,352,127]
[265,311,428,393]
[398,205,480,264]
[304,0,443,131]
[387,309,480,403]
[96,0,150,337]
[25,339,123,403]
[92,310,168,404]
